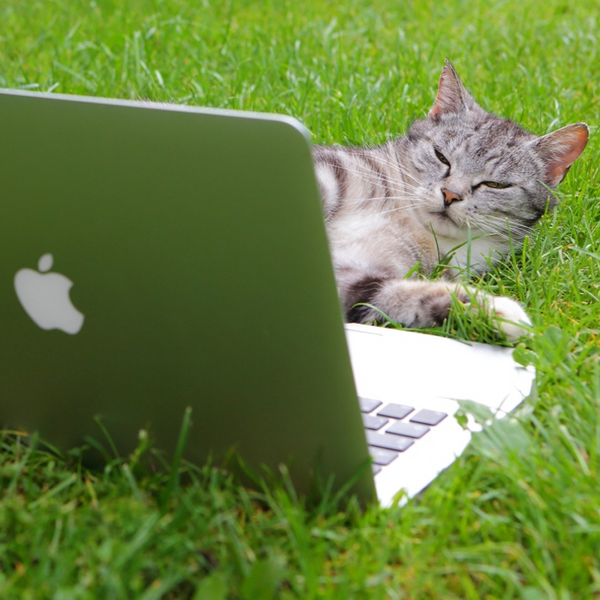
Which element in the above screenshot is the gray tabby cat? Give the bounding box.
[314,60,588,340]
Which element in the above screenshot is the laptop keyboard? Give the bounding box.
[359,397,448,474]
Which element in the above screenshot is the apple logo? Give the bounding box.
[14,253,85,335]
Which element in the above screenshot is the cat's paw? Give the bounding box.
[347,278,532,341]
[365,280,470,328]
[485,295,532,340]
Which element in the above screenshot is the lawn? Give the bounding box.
[1,0,599,597]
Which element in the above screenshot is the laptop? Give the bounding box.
[0,89,535,507]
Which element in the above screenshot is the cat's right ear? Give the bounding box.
[533,123,589,187]
[429,59,480,120]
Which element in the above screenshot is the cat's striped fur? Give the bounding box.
[314,61,588,339]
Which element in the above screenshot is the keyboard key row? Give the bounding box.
[360,397,449,475]
[360,399,447,428]
[366,431,414,452]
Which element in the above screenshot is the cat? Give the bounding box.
[313,60,588,340]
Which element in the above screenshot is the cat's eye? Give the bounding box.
[434,149,450,167]
[481,181,512,189]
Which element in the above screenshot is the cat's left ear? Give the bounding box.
[429,59,481,120]
[533,123,589,187]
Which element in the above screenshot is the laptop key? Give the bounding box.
[362,414,389,430]
[359,397,383,413]
[366,431,414,452]
[410,409,448,426]
[369,446,399,466]
[377,403,414,420]
[387,421,430,439]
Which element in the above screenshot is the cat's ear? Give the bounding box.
[533,123,589,187]
[429,59,480,120]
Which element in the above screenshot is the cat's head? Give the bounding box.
[404,60,588,248]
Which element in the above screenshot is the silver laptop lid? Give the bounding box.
[0,89,375,500]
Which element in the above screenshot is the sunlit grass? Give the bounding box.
[1,0,599,597]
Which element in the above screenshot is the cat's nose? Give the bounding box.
[441,187,462,207]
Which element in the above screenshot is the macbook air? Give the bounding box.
[0,89,534,506]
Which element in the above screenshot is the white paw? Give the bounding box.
[488,296,532,340]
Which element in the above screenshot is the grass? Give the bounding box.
[1,0,600,597]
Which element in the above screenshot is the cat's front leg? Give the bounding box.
[344,277,531,340]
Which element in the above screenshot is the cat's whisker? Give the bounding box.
[337,193,423,210]
[331,167,422,204]
[342,151,424,188]
[324,185,424,209]
[470,212,532,233]
[364,195,422,203]
[368,154,426,187]
[341,158,422,193]
[378,156,423,181]
[331,196,421,210]
[465,215,507,236]
[484,215,533,238]
[377,202,423,216]
[333,163,403,194]
[475,226,510,242]
[467,216,530,244]
[468,217,509,237]
[494,223,533,235]
[369,151,423,177]
[331,182,422,202]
